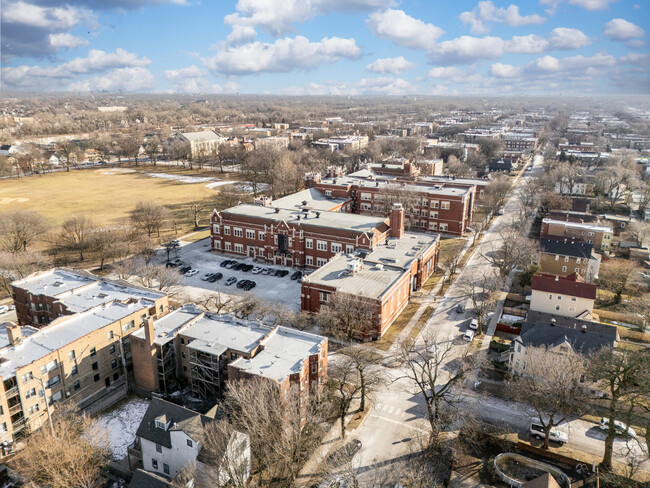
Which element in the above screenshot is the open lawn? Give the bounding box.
[0,165,243,234]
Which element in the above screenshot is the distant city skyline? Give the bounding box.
[1,0,648,95]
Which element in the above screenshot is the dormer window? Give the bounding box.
[155,419,166,430]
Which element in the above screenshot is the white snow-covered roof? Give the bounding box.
[183,314,271,356]
[132,305,204,346]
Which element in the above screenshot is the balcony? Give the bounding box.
[4,386,18,398]
[8,403,22,416]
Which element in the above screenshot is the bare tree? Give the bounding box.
[552,161,585,196]
[589,347,650,469]
[328,358,364,439]
[59,215,96,261]
[0,210,46,253]
[317,292,377,342]
[398,332,476,441]
[134,260,182,295]
[460,272,503,335]
[511,346,590,449]
[439,239,465,278]
[130,201,170,238]
[188,199,207,230]
[112,257,138,281]
[481,229,539,278]
[90,227,127,270]
[340,346,383,412]
[477,138,503,160]
[626,220,650,248]
[144,136,160,166]
[469,214,488,246]
[10,404,110,488]
[598,259,638,304]
[0,251,49,296]
[445,155,470,177]
[56,140,79,172]
[482,174,512,216]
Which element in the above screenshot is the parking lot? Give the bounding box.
[167,238,302,311]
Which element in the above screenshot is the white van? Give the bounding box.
[463,330,475,341]
[599,418,636,438]
[469,319,478,330]
[530,422,568,446]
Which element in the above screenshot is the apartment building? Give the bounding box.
[178,131,226,158]
[529,274,597,320]
[11,268,169,327]
[131,306,328,404]
[312,135,368,151]
[539,238,601,282]
[0,298,159,446]
[541,218,613,251]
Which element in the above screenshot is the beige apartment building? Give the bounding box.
[541,219,613,251]
[539,238,601,283]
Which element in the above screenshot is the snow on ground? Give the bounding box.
[100,168,136,175]
[235,183,271,193]
[205,180,238,189]
[94,396,149,460]
[146,172,215,184]
[172,239,302,311]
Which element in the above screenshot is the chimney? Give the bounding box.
[390,203,405,239]
[144,316,155,347]
[7,325,22,346]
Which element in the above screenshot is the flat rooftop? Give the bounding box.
[542,218,613,232]
[58,279,166,313]
[322,174,470,197]
[362,232,439,269]
[304,254,407,299]
[13,268,97,296]
[221,204,388,234]
[182,314,271,357]
[230,326,325,382]
[0,300,151,379]
[132,305,204,346]
[0,323,38,350]
[272,188,347,212]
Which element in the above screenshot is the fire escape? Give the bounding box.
[189,349,221,400]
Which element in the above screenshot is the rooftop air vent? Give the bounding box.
[274,208,280,213]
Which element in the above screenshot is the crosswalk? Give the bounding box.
[370,402,429,435]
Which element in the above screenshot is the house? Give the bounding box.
[129,469,171,488]
[134,397,250,484]
[544,210,598,224]
[539,238,601,283]
[598,214,633,235]
[529,273,597,320]
[48,154,59,166]
[540,218,613,251]
[488,159,512,174]
[177,131,226,158]
[509,311,618,376]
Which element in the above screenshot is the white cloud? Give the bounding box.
[366,56,416,74]
[489,63,522,77]
[225,0,394,36]
[67,67,156,92]
[1,48,152,91]
[1,1,90,30]
[490,52,616,81]
[546,27,591,49]
[358,76,414,95]
[460,1,545,35]
[367,9,443,49]
[429,36,505,64]
[603,19,645,40]
[202,36,361,75]
[226,25,257,45]
[164,65,241,93]
[625,39,645,49]
[285,76,415,96]
[618,52,650,66]
[569,0,617,10]
[48,33,89,49]
[428,66,467,78]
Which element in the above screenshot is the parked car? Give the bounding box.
[224,277,237,286]
[463,330,475,341]
[261,268,271,275]
[170,239,180,246]
[179,265,192,274]
[235,263,246,271]
[185,269,199,277]
[166,258,182,268]
[498,208,505,215]
[530,423,568,446]
[243,281,256,291]
[236,279,247,288]
[220,260,233,268]
[242,264,254,272]
[277,270,289,277]
[328,439,362,464]
[201,273,213,281]
[456,304,464,313]
[290,271,302,280]
[599,418,636,438]
[225,261,238,269]
[207,272,223,283]
[0,306,8,314]
[469,319,478,330]
[251,266,263,274]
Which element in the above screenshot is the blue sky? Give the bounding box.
[1,0,648,94]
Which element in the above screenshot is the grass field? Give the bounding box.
[0,165,238,233]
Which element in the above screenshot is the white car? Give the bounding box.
[200,273,212,281]
[599,418,636,438]
[463,330,475,341]
[0,306,8,314]
[469,319,478,330]
[251,266,263,274]
[185,269,199,277]
[530,423,568,445]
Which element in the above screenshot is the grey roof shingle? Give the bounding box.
[129,469,171,488]
[540,238,593,259]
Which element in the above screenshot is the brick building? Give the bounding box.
[11,268,169,327]
[131,306,328,405]
[541,219,613,251]
[539,238,601,282]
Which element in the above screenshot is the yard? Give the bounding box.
[0,164,248,235]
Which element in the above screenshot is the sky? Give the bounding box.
[1,0,648,95]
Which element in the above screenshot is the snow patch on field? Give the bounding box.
[205,180,238,189]
[146,172,215,184]
[95,397,149,460]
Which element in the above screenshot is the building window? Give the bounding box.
[429,222,438,230]
[562,266,567,272]
[182,352,186,359]
[181,338,185,345]
[68,350,75,360]
[21,372,33,383]
[346,245,354,254]
[361,192,372,200]
[317,241,327,251]
[331,243,342,253]
[25,387,36,398]
[224,226,231,236]
[111,359,118,369]
[319,291,330,303]
[46,375,60,389]
[576,258,581,264]
[439,223,448,231]
[92,362,99,371]
[90,347,97,357]
[152,459,158,470]
[231,352,238,360]
[246,229,256,239]
[93,374,100,382]
[233,228,243,237]
[187,439,193,447]
[555,255,559,261]
[163,464,170,475]
[122,320,135,332]
[311,363,317,374]
[431,200,439,208]
[110,345,116,354]
[234,244,244,253]
[107,330,114,339]
[306,239,313,249]
[28,404,40,415]
[214,240,221,250]
[213,224,220,234]
[316,258,327,267]
[73,380,80,391]
[225,242,231,251]
[306,256,313,266]
[71,365,78,375]
[156,443,162,453]
[41,359,58,374]
[258,231,265,240]
[429,211,438,219]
